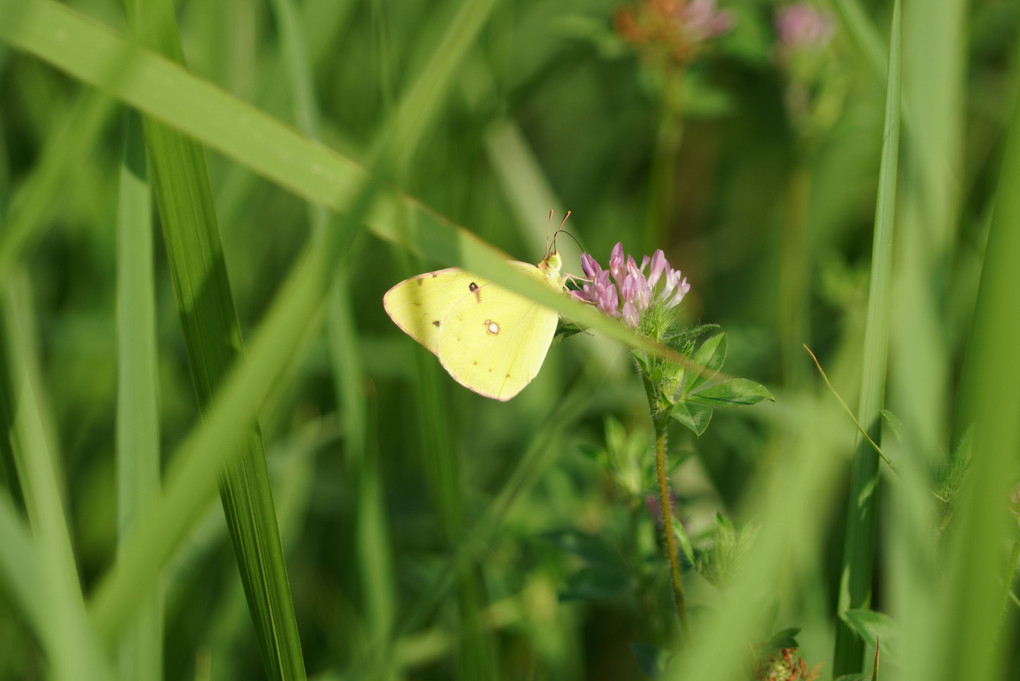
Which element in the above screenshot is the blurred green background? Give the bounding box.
[1,0,1019,679]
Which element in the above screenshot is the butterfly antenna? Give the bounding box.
[545,209,555,254]
[559,228,583,252]
[551,210,572,252]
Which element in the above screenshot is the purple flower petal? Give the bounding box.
[581,253,603,279]
[622,301,640,328]
[596,271,620,317]
[610,243,625,281]
[648,250,667,287]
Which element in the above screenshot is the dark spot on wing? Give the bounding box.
[468,281,483,303]
[432,320,440,327]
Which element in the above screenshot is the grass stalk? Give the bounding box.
[114,111,162,681]
[2,271,111,680]
[119,0,306,676]
[831,0,900,674]
[937,27,1020,680]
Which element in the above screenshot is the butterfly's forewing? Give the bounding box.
[436,261,560,401]
[383,268,478,353]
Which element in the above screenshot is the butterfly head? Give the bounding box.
[543,210,572,273]
[541,249,563,277]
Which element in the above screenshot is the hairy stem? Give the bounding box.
[656,423,689,634]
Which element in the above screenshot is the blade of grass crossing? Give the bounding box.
[120,0,306,677]
[832,0,900,674]
[939,32,1020,681]
[0,0,683,363]
[115,111,162,681]
[2,270,111,680]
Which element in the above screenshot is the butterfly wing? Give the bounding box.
[383,268,477,353]
[436,262,560,401]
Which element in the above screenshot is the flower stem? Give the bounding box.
[655,422,690,635]
[647,64,685,252]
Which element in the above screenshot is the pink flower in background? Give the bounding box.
[615,0,734,63]
[682,0,734,41]
[775,3,834,51]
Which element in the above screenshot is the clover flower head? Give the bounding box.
[682,0,734,42]
[776,3,834,52]
[614,0,733,65]
[574,243,690,329]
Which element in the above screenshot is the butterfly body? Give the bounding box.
[383,253,564,401]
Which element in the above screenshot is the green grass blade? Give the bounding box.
[89,172,382,653]
[119,0,305,677]
[832,0,901,674]
[940,32,1020,681]
[667,400,851,680]
[115,111,162,681]
[2,270,111,680]
[885,1,967,679]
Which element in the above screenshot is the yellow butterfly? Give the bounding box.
[383,215,569,401]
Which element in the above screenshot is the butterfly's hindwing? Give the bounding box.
[436,262,559,401]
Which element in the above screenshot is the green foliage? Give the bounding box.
[0,0,1018,679]
[698,512,760,587]
[840,609,897,665]
[667,332,774,436]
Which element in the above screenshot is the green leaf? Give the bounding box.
[671,517,695,566]
[671,400,714,436]
[761,627,802,654]
[689,379,775,407]
[880,408,904,443]
[685,333,726,394]
[840,609,898,663]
